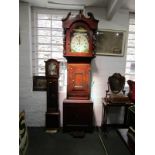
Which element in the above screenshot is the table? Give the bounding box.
[102,97,133,129]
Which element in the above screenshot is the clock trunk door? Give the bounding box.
[47,79,58,111]
[67,63,90,99]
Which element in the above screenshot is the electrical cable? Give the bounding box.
[93,110,109,155]
[97,127,108,155]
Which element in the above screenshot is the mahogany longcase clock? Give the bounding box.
[62,10,98,132]
[45,59,60,131]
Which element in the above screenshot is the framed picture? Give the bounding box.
[96,29,126,56]
[33,76,47,91]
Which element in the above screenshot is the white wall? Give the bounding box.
[19,2,46,126]
[19,2,129,127]
[86,7,129,126]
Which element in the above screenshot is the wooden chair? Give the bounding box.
[105,73,129,103]
[127,80,135,104]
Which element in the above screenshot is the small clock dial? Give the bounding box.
[48,63,57,76]
[71,32,89,53]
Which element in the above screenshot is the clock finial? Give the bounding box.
[79,10,84,17]
[87,12,95,19]
[62,12,71,21]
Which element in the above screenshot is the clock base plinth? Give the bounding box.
[46,110,60,130]
[63,99,93,132]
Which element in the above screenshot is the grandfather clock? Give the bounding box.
[45,59,60,132]
[62,10,98,132]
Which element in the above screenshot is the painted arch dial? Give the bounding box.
[71,32,89,53]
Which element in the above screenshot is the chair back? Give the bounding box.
[108,73,125,94]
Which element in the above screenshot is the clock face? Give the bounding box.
[71,32,89,53]
[48,63,57,76]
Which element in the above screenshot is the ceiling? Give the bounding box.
[20,0,135,20]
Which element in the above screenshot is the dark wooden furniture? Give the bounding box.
[117,80,135,154]
[102,98,133,128]
[45,59,60,131]
[62,10,98,132]
[117,106,135,154]
[102,73,133,128]
[117,128,135,154]
[126,106,135,153]
[127,80,135,103]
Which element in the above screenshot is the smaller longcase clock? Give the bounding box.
[45,59,59,78]
[45,58,60,130]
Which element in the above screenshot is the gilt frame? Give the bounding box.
[96,29,126,56]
